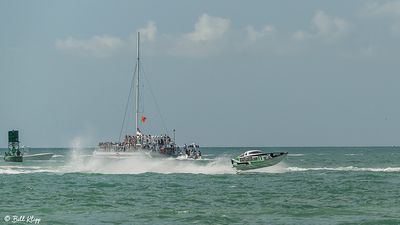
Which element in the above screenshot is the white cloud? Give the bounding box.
[55,35,124,57]
[185,14,230,42]
[362,1,400,17]
[246,25,276,42]
[313,10,349,38]
[56,22,158,57]
[57,11,351,59]
[166,14,232,57]
[361,1,400,33]
[292,30,309,41]
[293,10,350,41]
[137,21,157,42]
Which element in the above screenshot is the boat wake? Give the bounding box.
[3,161,399,175]
[0,165,57,174]
[3,147,398,174]
[287,166,400,172]
[236,163,289,174]
[60,148,296,174]
[288,154,305,157]
[63,153,237,175]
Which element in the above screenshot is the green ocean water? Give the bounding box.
[1,147,400,225]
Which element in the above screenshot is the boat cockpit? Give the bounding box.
[240,150,263,157]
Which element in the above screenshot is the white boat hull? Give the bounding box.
[92,150,158,159]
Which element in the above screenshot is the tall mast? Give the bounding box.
[135,32,140,134]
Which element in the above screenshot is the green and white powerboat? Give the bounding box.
[231,150,288,171]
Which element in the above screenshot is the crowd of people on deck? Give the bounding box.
[98,134,174,152]
[98,133,201,159]
[183,144,201,159]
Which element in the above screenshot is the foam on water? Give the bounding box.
[236,162,288,174]
[3,144,399,175]
[63,153,237,174]
[57,148,297,174]
[5,162,398,175]
[0,165,58,174]
[3,147,399,175]
[287,166,400,172]
[288,154,305,157]
[0,169,56,174]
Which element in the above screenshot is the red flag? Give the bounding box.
[141,116,147,123]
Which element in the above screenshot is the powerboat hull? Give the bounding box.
[231,152,288,171]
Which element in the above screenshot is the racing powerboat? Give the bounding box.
[231,150,288,171]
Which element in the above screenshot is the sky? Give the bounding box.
[1,0,400,147]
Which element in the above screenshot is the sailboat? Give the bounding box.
[94,32,185,158]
